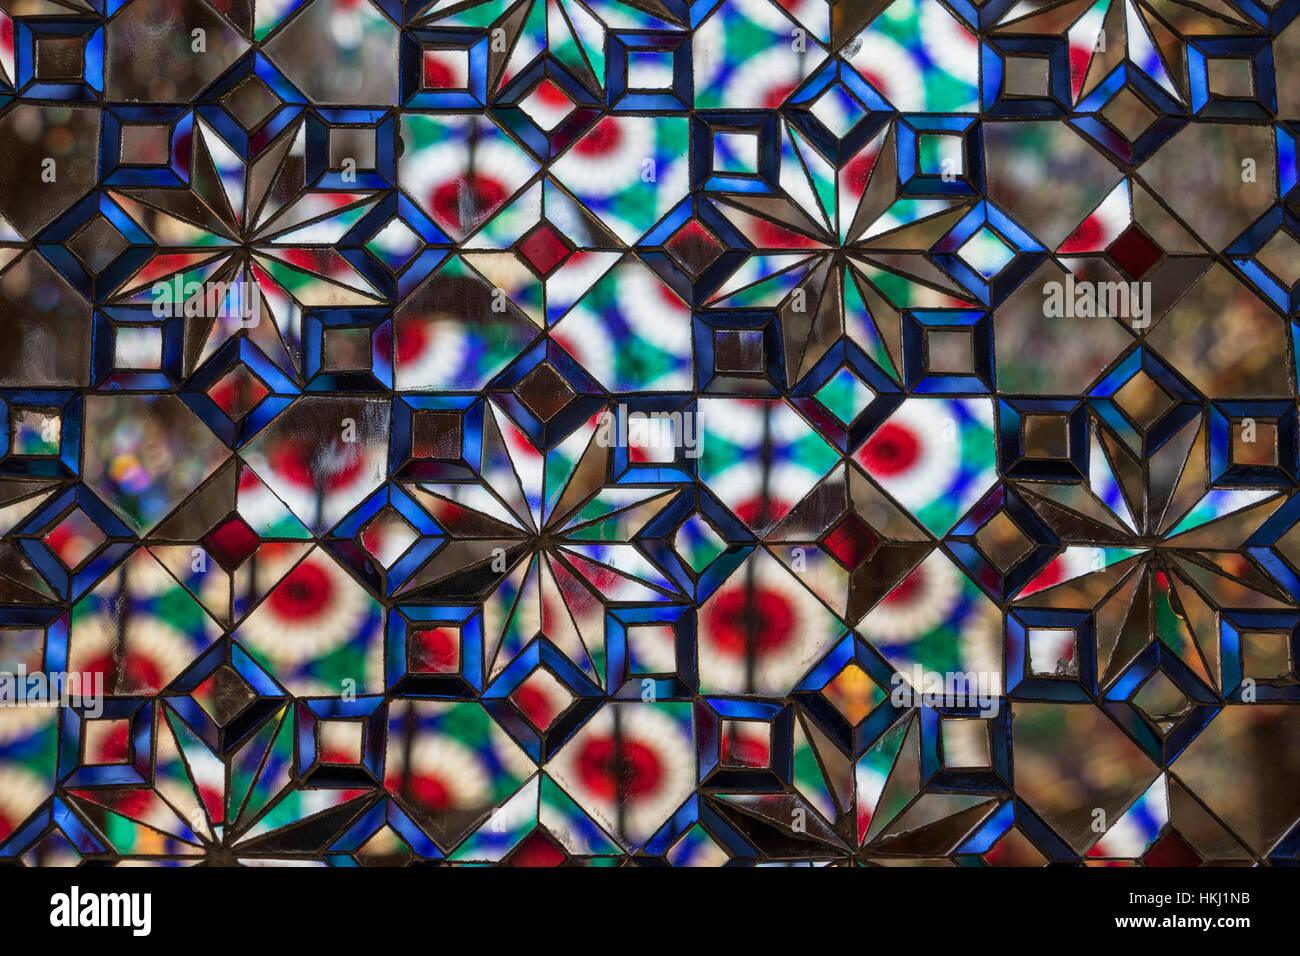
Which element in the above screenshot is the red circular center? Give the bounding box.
[388,772,451,811]
[575,118,621,156]
[269,438,365,491]
[861,422,921,476]
[269,561,333,620]
[576,737,662,800]
[84,654,164,694]
[430,175,507,232]
[706,587,795,656]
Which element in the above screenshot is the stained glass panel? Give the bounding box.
[0,0,1298,880]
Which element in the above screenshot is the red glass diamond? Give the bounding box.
[664,219,725,277]
[1142,829,1202,867]
[517,223,573,277]
[208,365,269,421]
[509,829,567,867]
[823,514,879,569]
[202,514,260,571]
[1108,225,1162,280]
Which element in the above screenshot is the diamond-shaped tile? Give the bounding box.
[84,717,131,765]
[1143,829,1202,866]
[815,366,875,426]
[822,662,883,725]
[823,513,879,569]
[1108,225,1163,281]
[21,830,83,867]
[1206,58,1254,98]
[367,217,424,272]
[207,364,270,421]
[1101,87,1157,142]
[1232,418,1278,466]
[941,717,991,768]
[510,667,575,732]
[1022,413,1070,459]
[713,328,765,374]
[44,508,107,570]
[360,506,418,569]
[202,514,260,571]
[1257,230,1300,289]
[1027,627,1077,677]
[356,824,415,865]
[808,83,867,138]
[221,75,281,131]
[193,664,256,728]
[35,35,84,81]
[508,829,567,866]
[517,222,573,278]
[412,410,463,460]
[408,626,461,674]
[1004,56,1049,98]
[975,510,1033,574]
[1113,370,1174,431]
[720,719,770,768]
[627,623,677,675]
[957,226,1016,279]
[120,123,171,165]
[11,408,60,455]
[926,328,975,375]
[320,719,365,763]
[1241,630,1294,681]
[67,215,129,275]
[984,826,1048,866]
[673,512,728,574]
[519,78,577,132]
[1132,669,1191,734]
[514,362,577,422]
[664,219,725,277]
[421,48,469,90]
